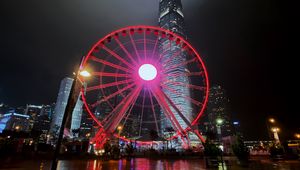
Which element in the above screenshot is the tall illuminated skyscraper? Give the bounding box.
[50,77,83,136]
[159,0,196,144]
[207,85,234,137]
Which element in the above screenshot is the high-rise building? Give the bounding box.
[0,111,30,133]
[79,108,93,138]
[207,85,234,137]
[25,104,43,130]
[50,77,83,136]
[159,0,197,144]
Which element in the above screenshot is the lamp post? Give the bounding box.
[117,126,122,145]
[51,62,90,170]
[271,127,280,144]
[269,118,275,124]
[266,117,275,139]
[216,118,224,169]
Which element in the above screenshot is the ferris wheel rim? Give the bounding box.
[80,25,209,140]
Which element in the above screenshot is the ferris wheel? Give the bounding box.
[79,25,209,148]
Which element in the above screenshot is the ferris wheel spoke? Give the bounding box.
[150,87,186,136]
[129,33,141,62]
[138,89,147,136]
[101,87,138,130]
[159,89,192,127]
[150,36,159,60]
[193,129,206,143]
[105,86,142,133]
[144,31,147,60]
[165,71,204,78]
[121,94,138,132]
[161,48,182,65]
[156,39,172,63]
[86,79,133,92]
[162,81,206,91]
[148,90,160,134]
[161,84,203,107]
[90,56,132,73]
[92,72,130,78]
[163,58,197,73]
[91,83,135,108]
[114,37,138,65]
[102,45,135,70]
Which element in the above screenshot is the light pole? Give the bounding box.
[271,127,280,144]
[117,126,122,145]
[51,62,90,170]
[269,118,275,124]
[216,118,224,169]
[266,117,275,139]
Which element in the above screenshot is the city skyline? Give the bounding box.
[0,0,296,140]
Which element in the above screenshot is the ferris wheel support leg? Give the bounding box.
[106,86,142,133]
[91,127,107,149]
[193,129,206,143]
[151,88,185,134]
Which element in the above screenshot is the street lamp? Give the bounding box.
[295,133,300,139]
[51,65,91,170]
[79,70,91,77]
[269,118,275,123]
[266,117,276,140]
[271,127,280,144]
[216,118,224,169]
[117,126,123,145]
[15,125,20,131]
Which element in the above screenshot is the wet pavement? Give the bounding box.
[1,157,300,170]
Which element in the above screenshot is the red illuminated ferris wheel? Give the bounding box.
[79,25,209,148]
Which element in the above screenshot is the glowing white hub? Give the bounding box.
[138,64,157,81]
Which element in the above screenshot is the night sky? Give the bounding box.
[0,0,297,140]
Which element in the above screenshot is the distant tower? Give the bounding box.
[159,0,186,37]
[207,85,234,137]
[159,0,197,144]
[50,77,83,136]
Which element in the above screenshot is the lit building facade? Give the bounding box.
[159,0,196,143]
[50,77,83,135]
[207,85,234,137]
[0,111,30,133]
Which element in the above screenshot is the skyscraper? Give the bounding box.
[207,85,234,137]
[50,77,83,136]
[159,0,196,144]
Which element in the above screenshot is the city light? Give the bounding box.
[117,126,123,131]
[138,64,157,81]
[79,70,91,77]
[295,133,300,139]
[269,118,275,123]
[233,121,239,125]
[15,126,20,130]
[216,118,223,125]
[271,127,280,133]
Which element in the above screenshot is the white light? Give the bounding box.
[79,70,91,77]
[138,64,157,81]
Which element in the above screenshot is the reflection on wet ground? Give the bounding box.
[1,157,300,170]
